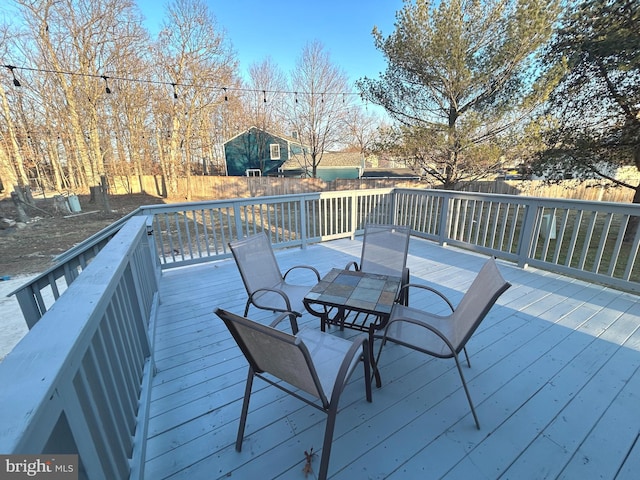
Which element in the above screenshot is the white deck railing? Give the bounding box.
[9,188,640,329]
[0,215,159,480]
[141,188,639,292]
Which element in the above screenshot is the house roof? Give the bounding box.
[223,126,306,147]
[361,168,420,178]
[280,151,365,170]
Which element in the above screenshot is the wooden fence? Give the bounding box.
[103,175,636,204]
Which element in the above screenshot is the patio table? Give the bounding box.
[303,268,402,387]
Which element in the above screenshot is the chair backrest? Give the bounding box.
[450,258,511,351]
[359,224,410,277]
[215,308,327,403]
[229,232,284,295]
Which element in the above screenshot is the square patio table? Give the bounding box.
[303,268,402,387]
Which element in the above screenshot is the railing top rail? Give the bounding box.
[394,187,640,212]
[0,215,150,452]
[136,188,396,214]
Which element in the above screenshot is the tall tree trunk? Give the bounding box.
[0,145,19,193]
[45,136,64,191]
[0,85,29,186]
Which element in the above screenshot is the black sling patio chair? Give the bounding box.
[229,231,320,332]
[375,257,511,429]
[214,308,372,480]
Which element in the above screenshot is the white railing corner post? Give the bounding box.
[438,193,451,246]
[517,200,540,269]
[233,202,244,240]
[350,191,358,239]
[300,196,308,249]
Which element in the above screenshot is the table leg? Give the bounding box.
[368,325,382,388]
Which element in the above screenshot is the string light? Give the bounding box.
[1,64,366,103]
[102,75,111,94]
[4,65,21,86]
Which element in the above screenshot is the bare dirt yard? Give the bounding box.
[0,192,167,277]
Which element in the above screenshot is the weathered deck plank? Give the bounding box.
[144,236,640,479]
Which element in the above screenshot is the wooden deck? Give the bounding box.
[144,236,640,480]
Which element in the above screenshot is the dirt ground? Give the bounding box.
[0,192,167,277]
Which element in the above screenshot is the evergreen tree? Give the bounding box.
[358,0,561,188]
[534,0,640,205]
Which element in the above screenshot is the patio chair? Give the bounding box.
[214,308,372,480]
[346,224,411,305]
[375,257,511,429]
[229,231,320,332]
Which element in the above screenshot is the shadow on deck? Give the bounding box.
[145,237,640,480]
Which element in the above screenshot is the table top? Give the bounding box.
[304,268,402,316]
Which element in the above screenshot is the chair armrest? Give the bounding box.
[344,261,360,271]
[249,287,298,314]
[283,265,321,282]
[268,311,299,333]
[399,283,455,313]
[382,316,457,355]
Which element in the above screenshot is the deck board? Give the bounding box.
[144,236,640,479]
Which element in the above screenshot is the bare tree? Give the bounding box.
[152,0,237,197]
[245,58,288,133]
[0,21,34,190]
[287,41,352,178]
[12,0,150,190]
[344,107,382,158]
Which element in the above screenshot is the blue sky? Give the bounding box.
[137,0,405,85]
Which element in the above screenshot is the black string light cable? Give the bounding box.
[2,64,366,104]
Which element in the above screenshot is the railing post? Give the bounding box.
[145,216,161,286]
[389,189,397,225]
[299,195,308,249]
[438,193,451,246]
[233,202,244,240]
[517,200,540,269]
[14,287,43,329]
[350,191,358,239]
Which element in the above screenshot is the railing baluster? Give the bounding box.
[9,188,640,330]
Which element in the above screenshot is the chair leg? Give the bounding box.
[368,328,383,388]
[463,347,471,368]
[318,404,339,480]
[362,339,372,402]
[236,367,255,451]
[288,313,299,334]
[453,352,480,430]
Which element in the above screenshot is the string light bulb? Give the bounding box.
[5,65,21,86]
[102,75,111,94]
